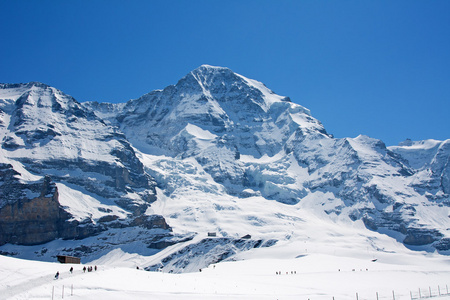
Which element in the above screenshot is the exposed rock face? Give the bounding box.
[0,175,67,245]
[0,82,156,205]
[0,173,110,245]
[403,228,443,246]
[146,237,277,273]
[129,215,170,230]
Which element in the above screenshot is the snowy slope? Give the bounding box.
[2,235,450,300]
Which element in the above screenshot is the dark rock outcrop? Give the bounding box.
[0,175,68,245]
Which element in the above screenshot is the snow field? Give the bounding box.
[2,249,450,300]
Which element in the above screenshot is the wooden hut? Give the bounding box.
[57,255,81,264]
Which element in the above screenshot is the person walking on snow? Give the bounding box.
[54,271,59,280]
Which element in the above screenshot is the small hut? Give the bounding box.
[57,255,81,264]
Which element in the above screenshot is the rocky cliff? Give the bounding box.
[0,83,171,255]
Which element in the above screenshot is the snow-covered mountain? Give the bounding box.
[0,82,168,247]
[0,66,449,271]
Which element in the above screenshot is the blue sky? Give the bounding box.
[1,0,449,146]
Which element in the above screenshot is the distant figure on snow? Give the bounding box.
[69,267,73,273]
[83,266,86,273]
[54,271,59,280]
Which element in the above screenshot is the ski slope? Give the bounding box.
[2,240,450,300]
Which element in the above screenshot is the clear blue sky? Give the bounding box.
[1,0,449,146]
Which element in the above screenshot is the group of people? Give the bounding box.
[275,271,297,275]
[55,265,98,279]
[83,266,97,272]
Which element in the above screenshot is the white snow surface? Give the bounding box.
[2,238,450,300]
[56,183,128,222]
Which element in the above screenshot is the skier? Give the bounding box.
[83,266,86,273]
[69,267,73,274]
[54,271,59,280]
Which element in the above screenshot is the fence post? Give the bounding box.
[411,291,413,300]
[419,288,422,298]
[71,284,73,296]
[376,292,379,300]
[393,290,395,300]
[52,286,54,300]
[438,285,441,296]
[447,285,449,295]
[62,285,64,299]
[356,292,359,300]
[429,287,432,298]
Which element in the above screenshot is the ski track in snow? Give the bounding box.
[1,268,86,299]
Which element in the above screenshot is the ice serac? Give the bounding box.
[0,83,171,248]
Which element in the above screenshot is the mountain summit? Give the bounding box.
[0,66,449,270]
[114,65,328,157]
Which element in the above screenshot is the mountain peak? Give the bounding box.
[195,64,231,72]
[26,81,50,89]
[189,65,235,80]
[188,65,284,100]
[0,82,50,91]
